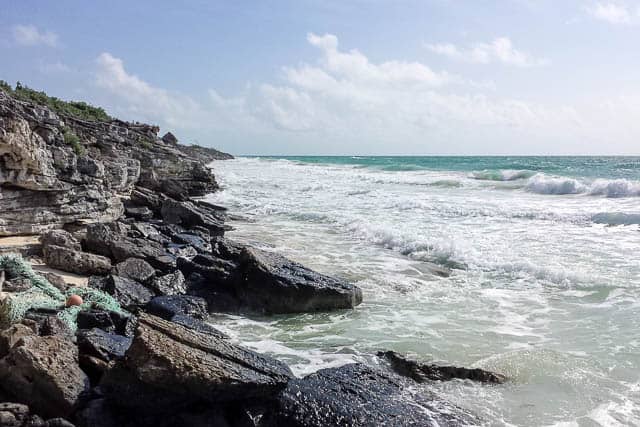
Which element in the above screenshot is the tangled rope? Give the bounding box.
[0,253,123,333]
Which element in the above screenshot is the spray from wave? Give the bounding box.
[525,173,640,197]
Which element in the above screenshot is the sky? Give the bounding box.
[1,0,640,155]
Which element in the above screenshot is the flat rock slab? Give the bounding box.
[262,363,477,427]
[237,247,363,313]
[101,313,292,411]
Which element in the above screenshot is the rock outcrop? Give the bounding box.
[262,363,476,426]
[0,91,228,236]
[101,314,293,411]
[378,350,507,384]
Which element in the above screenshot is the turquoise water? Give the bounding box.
[208,156,640,426]
[258,156,640,179]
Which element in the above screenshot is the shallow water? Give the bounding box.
[206,156,640,426]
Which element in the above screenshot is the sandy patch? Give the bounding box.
[31,263,89,287]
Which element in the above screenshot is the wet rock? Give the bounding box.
[77,328,132,361]
[237,247,363,313]
[76,309,135,337]
[113,258,155,285]
[43,245,112,276]
[0,334,89,419]
[100,275,155,311]
[172,233,210,253]
[148,270,186,296]
[176,254,237,287]
[169,314,228,339]
[101,313,293,411]
[160,200,227,235]
[145,295,208,320]
[262,363,476,427]
[378,351,507,384]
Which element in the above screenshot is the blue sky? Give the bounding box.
[2,0,640,155]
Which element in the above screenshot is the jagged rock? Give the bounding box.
[145,295,208,320]
[76,309,135,337]
[237,247,363,313]
[177,254,237,287]
[176,144,234,162]
[23,308,74,338]
[77,328,132,361]
[123,205,153,220]
[161,132,178,145]
[99,275,155,311]
[40,230,81,251]
[172,233,210,253]
[160,200,227,235]
[113,258,155,285]
[262,363,476,427]
[0,323,35,358]
[148,270,186,296]
[101,314,292,411]
[0,334,89,419]
[378,351,507,384]
[43,244,111,275]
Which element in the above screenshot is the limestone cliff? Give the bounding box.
[0,90,231,236]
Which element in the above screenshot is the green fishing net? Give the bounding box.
[0,253,123,333]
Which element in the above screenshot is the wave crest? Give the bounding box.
[525,174,640,197]
[471,169,535,181]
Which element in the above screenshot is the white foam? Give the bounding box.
[525,173,640,197]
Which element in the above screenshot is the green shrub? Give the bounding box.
[0,80,12,94]
[6,82,112,122]
[63,127,84,156]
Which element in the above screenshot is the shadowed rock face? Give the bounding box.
[262,363,477,427]
[101,313,293,412]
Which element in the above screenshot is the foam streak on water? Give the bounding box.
[206,156,640,426]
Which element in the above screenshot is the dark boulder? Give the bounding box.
[160,200,227,235]
[98,275,155,311]
[77,328,132,361]
[161,132,178,145]
[145,295,208,320]
[113,258,156,285]
[100,314,293,412]
[0,402,75,427]
[177,254,238,287]
[76,309,135,337]
[378,351,506,384]
[236,247,363,313]
[262,363,476,427]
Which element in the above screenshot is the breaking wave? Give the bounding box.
[471,169,535,181]
[525,174,640,197]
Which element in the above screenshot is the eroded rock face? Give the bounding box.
[262,363,477,427]
[101,314,292,411]
[43,245,112,276]
[0,334,89,419]
[0,91,227,236]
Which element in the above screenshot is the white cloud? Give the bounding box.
[586,2,634,24]
[93,34,639,154]
[426,37,548,67]
[12,25,58,47]
[39,61,71,74]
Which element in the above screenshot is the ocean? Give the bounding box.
[206,156,640,426]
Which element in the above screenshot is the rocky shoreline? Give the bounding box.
[0,88,504,426]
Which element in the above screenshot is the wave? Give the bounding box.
[591,212,640,226]
[525,174,640,197]
[471,169,535,181]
